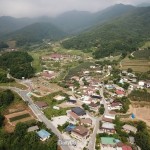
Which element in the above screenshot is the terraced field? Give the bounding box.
[121,58,150,72]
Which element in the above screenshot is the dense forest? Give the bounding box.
[0,51,34,79]
[62,7,150,58]
[0,69,14,83]
[0,42,9,50]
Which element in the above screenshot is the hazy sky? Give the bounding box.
[0,0,149,18]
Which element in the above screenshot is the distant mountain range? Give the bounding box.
[0,3,149,50]
[62,6,150,58]
[0,4,136,40]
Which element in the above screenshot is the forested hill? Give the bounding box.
[5,22,66,46]
[62,7,150,58]
[0,51,34,79]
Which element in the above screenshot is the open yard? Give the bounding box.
[123,102,150,127]
[121,58,150,72]
[31,77,66,96]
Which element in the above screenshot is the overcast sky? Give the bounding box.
[0,0,149,18]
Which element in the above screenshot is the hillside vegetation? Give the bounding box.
[6,23,66,46]
[0,51,34,79]
[62,7,150,58]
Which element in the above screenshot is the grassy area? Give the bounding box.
[121,57,150,72]
[32,91,70,119]
[44,107,70,119]
[28,49,51,72]
[65,61,95,79]
[134,49,150,60]
[9,113,30,122]
[141,41,150,49]
[0,82,27,90]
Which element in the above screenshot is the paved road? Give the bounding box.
[99,87,109,115]
[1,86,71,150]
[87,117,100,150]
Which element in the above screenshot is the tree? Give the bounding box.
[137,121,146,132]
[99,105,105,115]
[127,68,133,73]
[0,114,4,127]
[82,104,90,111]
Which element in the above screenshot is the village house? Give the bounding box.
[108,102,122,110]
[89,102,99,111]
[27,125,39,132]
[80,118,92,126]
[122,124,137,134]
[37,129,51,141]
[138,81,145,88]
[49,53,63,61]
[54,95,65,101]
[102,115,113,123]
[145,80,150,88]
[41,70,55,80]
[71,126,89,141]
[35,101,48,109]
[101,137,122,149]
[100,122,116,134]
[116,89,125,97]
[67,111,79,123]
[71,107,86,116]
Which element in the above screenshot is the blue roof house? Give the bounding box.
[37,129,51,141]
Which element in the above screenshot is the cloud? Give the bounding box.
[0,0,149,17]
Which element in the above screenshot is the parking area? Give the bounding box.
[51,115,70,128]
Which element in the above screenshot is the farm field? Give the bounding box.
[5,110,35,126]
[121,57,150,72]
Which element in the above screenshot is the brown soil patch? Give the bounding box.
[125,103,150,126]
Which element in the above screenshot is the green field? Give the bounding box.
[0,82,27,90]
[9,113,30,122]
[141,41,150,49]
[44,107,70,119]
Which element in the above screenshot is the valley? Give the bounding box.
[0,2,149,150]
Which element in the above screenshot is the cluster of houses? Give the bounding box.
[121,70,150,89]
[41,53,81,62]
[66,107,92,141]
[100,113,137,150]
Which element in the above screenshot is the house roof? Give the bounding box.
[41,71,54,78]
[111,102,122,107]
[116,90,125,95]
[68,111,79,119]
[89,102,99,108]
[123,124,137,133]
[65,124,76,132]
[80,118,92,125]
[122,145,132,150]
[71,107,86,116]
[37,129,51,139]
[102,116,113,123]
[101,122,115,129]
[35,101,48,108]
[101,137,116,145]
[54,95,65,101]
[50,53,62,59]
[27,125,39,132]
[72,126,88,136]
